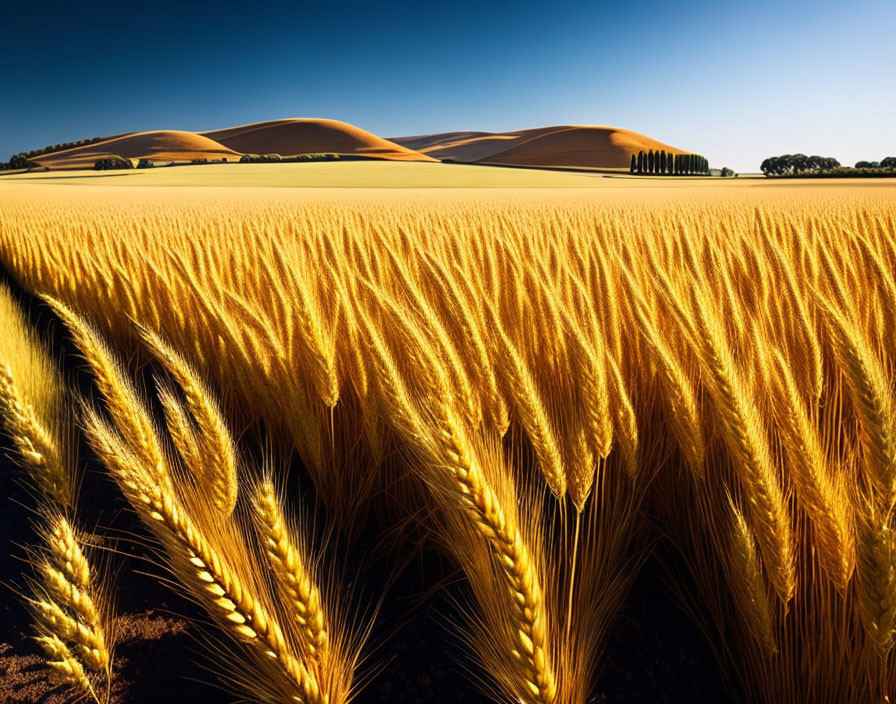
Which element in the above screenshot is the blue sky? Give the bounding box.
[2,0,894,171]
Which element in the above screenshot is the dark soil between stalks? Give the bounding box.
[0,267,734,704]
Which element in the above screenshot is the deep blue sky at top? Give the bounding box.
[2,0,894,171]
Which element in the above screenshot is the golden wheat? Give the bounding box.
[0,185,894,703]
[0,284,114,703]
[253,479,329,659]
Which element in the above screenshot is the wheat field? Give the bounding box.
[1,180,895,703]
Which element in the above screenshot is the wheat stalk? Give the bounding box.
[855,509,896,652]
[560,305,613,508]
[34,632,95,693]
[606,354,639,480]
[689,289,795,603]
[488,306,566,499]
[43,295,167,486]
[49,298,331,703]
[770,349,854,591]
[821,299,896,509]
[84,410,326,704]
[727,497,778,656]
[136,323,238,516]
[359,308,557,704]
[0,287,113,703]
[253,479,329,659]
[0,363,70,506]
[632,301,704,478]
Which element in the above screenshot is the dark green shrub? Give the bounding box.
[93,155,133,170]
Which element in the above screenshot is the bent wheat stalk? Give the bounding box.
[0,286,113,703]
[136,323,238,517]
[84,410,326,704]
[359,308,557,704]
[52,301,336,703]
[0,364,70,506]
[688,289,795,603]
[727,498,777,656]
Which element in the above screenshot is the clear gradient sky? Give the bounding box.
[2,0,894,172]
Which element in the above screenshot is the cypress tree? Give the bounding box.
[649,149,655,174]
[637,151,643,174]
[630,154,636,173]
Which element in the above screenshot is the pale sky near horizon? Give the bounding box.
[2,0,894,172]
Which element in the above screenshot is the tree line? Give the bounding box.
[630,150,709,175]
[239,153,340,163]
[2,152,347,172]
[761,154,896,177]
[19,134,123,160]
[856,157,896,169]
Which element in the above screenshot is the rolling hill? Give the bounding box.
[19,121,688,171]
[391,125,688,169]
[202,119,434,162]
[33,131,240,170]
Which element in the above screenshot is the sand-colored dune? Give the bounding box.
[26,121,683,172]
[202,119,435,162]
[392,126,688,169]
[33,131,240,170]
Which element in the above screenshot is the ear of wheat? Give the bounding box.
[769,348,854,591]
[726,496,778,656]
[252,478,329,659]
[687,287,795,604]
[0,284,114,703]
[136,322,238,517]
